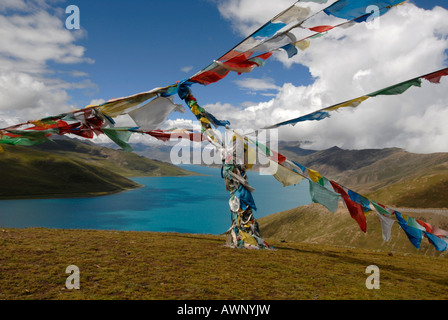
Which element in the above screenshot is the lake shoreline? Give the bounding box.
[0,170,207,201]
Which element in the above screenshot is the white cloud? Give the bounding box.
[212,2,448,153]
[0,2,93,123]
[235,77,281,92]
[181,65,194,73]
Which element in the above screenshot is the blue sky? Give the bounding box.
[61,0,315,108]
[62,0,448,106]
[1,0,448,152]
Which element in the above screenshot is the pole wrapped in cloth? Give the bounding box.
[222,140,273,250]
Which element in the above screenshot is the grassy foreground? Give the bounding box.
[1,228,448,300]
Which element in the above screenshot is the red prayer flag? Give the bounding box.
[423,68,448,84]
[417,220,433,233]
[309,25,334,33]
[190,70,230,85]
[330,180,367,233]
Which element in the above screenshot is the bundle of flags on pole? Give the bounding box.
[1,0,447,252]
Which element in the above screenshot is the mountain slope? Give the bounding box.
[279,145,448,208]
[30,138,195,177]
[0,139,196,199]
[258,203,448,257]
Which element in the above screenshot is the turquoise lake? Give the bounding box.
[0,165,312,235]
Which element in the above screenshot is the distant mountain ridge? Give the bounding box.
[278,143,448,208]
[102,139,448,208]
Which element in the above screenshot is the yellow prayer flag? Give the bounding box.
[324,96,369,111]
[269,160,303,187]
[99,94,157,117]
[390,1,406,8]
[233,132,257,169]
[98,86,170,117]
[199,117,211,124]
[294,39,310,51]
[190,104,202,116]
[238,230,259,247]
[308,168,323,184]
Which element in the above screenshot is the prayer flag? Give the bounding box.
[374,211,395,241]
[423,68,448,84]
[324,0,405,21]
[309,180,340,212]
[424,232,447,252]
[128,97,185,131]
[367,78,422,97]
[395,211,423,249]
[309,25,334,33]
[330,181,367,233]
[269,160,303,187]
[102,128,134,152]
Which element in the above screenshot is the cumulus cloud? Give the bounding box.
[0,1,93,123]
[208,1,448,153]
[235,77,281,92]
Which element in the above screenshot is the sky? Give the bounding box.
[0,0,447,153]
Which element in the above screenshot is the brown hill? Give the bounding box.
[280,145,448,208]
[258,203,448,257]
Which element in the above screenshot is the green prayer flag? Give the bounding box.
[254,140,271,157]
[309,32,327,39]
[0,135,48,146]
[102,128,133,152]
[367,78,422,97]
[371,200,391,216]
[0,129,55,146]
[309,180,340,213]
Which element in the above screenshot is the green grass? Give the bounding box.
[1,227,448,300]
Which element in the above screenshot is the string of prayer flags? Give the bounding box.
[259,67,448,131]
[262,148,448,251]
[95,86,176,118]
[0,129,54,146]
[144,129,207,143]
[2,0,448,254]
[217,3,311,61]
[227,131,447,252]
[192,0,405,88]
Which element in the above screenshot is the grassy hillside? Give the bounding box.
[258,203,448,257]
[0,140,196,200]
[1,227,448,300]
